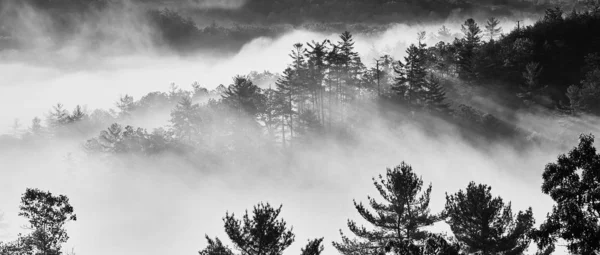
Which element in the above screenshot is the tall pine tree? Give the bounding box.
[333,162,438,255]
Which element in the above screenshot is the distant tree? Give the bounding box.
[116,94,135,118]
[531,134,600,254]
[11,118,21,137]
[566,84,583,115]
[437,26,452,41]
[457,18,482,81]
[300,238,325,255]
[222,76,264,117]
[223,203,295,255]
[198,236,234,255]
[422,74,451,114]
[484,17,502,41]
[276,68,298,143]
[170,96,202,142]
[393,44,428,106]
[333,162,438,255]
[30,117,43,136]
[444,182,534,255]
[522,62,543,93]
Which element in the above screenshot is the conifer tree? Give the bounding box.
[484,17,502,41]
[276,68,297,143]
[444,182,534,255]
[422,74,451,114]
[223,203,295,255]
[300,238,324,255]
[392,44,428,106]
[170,96,202,142]
[198,236,234,255]
[222,76,263,117]
[531,134,600,254]
[333,162,438,255]
[458,18,482,81]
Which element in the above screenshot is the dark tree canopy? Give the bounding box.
[444,182,534,255]
[198,236,235,255]
[0,188,77,255]
[333,162,438,255]
[223,203,295,255]
[300,238,325,255]
[532,134,600,254]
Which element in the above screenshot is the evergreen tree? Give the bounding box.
[457,18,482,81]
[437,25,453,41]
[305,40,329,124]
[392,44,428,106]
[170,96,202,142]
[222,76,263,117]
[422,74,451,114]
[223,203,295,255]
[116,94,136,119]
[484,17,502,41]
[30,117,43,136]
[531,134,600,254]
[198,236,234,255]
[333,162,438,255]
[300,238,324,255]
[276,68,297,144]
[444,182,534,255]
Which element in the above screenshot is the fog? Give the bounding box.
[0,2,584,255]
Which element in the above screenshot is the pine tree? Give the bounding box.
[222,76,263,117]
[422,74,451,114]
[30,117,43,136]
[170,96,202,142]
[305,40,329,124]
[437,25,452,41]
[458,18,482,81]
[223,203,295,255]
[392,44,428,106]
[300,238,324,255]
[333,162,438,255]
[198,236,234,255]
[531,134,600,254]
[116,94,136,119]
[444,182,534,255]
[484,17,502,41]
[276,68,297,144]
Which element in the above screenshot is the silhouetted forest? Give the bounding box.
[2,5,600,156]
[2,133,599,254]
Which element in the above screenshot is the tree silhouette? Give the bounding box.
[484,17,502,41]
[198,236,235,255]
[222,76,264,117]
[300,238,324,255]
[444,182,534,255]
[333,162,438,255]
[531,134,600,254]
[223,203,295,255]
[0,188,77,255]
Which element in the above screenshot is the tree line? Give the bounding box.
[2,133,599,254]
